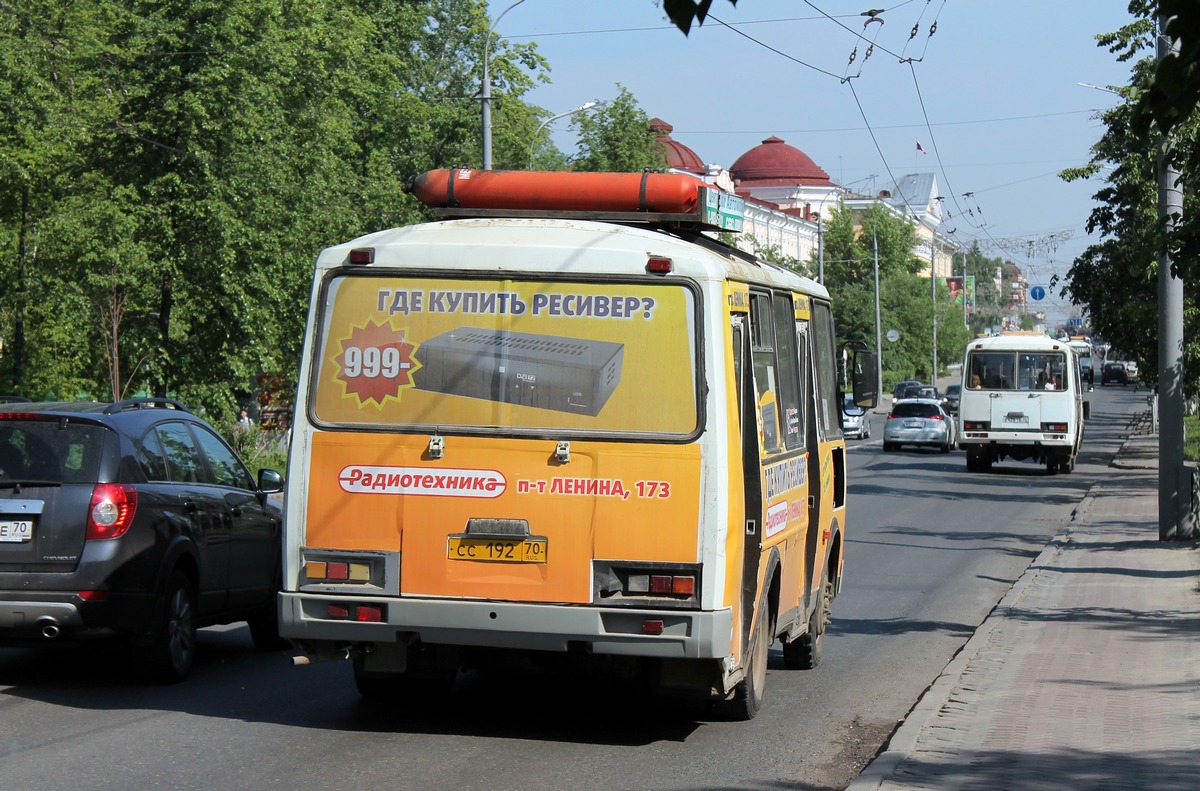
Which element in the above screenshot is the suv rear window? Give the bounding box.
[892,403,939,419]
[0,418,109,484]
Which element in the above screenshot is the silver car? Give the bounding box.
[842,395,870,439]
[883,398,956,453]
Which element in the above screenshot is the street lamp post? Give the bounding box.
[481,0,526,171]
[817,214,824,284]
[930,240,937,384]
[873,223,883,399]
[527,101,597,169]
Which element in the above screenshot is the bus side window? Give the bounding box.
[810,301,839,440]
[749,292,781,453]
[771,293,805,449]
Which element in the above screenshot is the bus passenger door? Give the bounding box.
[795,318,820,610]
[730,314,762,657]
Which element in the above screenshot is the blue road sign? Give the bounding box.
[1030,286,1046,301]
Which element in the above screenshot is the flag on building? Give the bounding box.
[916,140,927,154]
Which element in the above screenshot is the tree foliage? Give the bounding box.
[1129,0,1200,138]
[815,202,970,389]
[569,85,667,172]
[1061,6,1200,394]
[0,0,551,416]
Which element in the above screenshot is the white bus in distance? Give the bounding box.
[1067,338,1094,391]
[958,332,1088,474]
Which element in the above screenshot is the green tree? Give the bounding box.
[569,85,667,172]
[1060,15,1200,394]
[0,0,552,415]
[958,243,1006,337]
[0,1,122,396]
[816,202,970,387]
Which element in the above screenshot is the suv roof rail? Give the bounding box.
[104,398,192,415]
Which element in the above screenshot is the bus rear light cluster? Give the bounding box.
[594,561,702,608]
[962,420,989,431]
[1042,422,1069,433]
[305,560,371,583]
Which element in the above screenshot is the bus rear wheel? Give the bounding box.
[783,571,830,670]
[718,599,770,721]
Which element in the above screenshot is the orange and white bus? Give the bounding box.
[278,169,878,719]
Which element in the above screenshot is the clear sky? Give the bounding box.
[487,0,1138,325]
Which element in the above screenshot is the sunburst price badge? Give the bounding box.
[334,318,421,407]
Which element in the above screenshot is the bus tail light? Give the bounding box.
[649,574,695,595]
[354,605,384,622]
[325,603,385,622]
[348,247,375,264]
[642,620,665,635]
[301,552,380,587]
[1042,422,1069,433]
[963,420,989,431]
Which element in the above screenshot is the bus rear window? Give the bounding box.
[967,350,1067,391]
[311,275,700,436]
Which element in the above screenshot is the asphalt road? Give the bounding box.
[0,385,1146,791]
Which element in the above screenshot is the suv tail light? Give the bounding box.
[86,484,138,540]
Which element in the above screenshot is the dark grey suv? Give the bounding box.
[0,398,285,682]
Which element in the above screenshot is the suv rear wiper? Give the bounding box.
[0,479,62,491]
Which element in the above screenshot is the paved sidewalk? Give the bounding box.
[849,432,1200,790]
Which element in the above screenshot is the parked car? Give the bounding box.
[940,384,961,414]
[892,379,922,401]
[1101,362,1128,386]
[842,394,871,440]
[0,398,286,683]
[883,398,956,453]
[1123,360,1139,380]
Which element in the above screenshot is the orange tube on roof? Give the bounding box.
[410,169,703,214]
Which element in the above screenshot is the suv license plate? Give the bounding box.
[0,519,33,543]
[448,537,547,564]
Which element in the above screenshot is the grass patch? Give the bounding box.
[1186,413,1200,463]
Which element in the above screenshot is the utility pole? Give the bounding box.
[930,240,937,384]
[481,0,526,170]
[1156,13,1193,540]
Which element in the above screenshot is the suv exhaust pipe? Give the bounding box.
[37,618,61,639]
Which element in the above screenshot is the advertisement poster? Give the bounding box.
[312,276,698,434]
[945,275,975,313]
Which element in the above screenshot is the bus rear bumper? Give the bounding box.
[279,591,733,660]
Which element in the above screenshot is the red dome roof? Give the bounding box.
[650,118,706,175]
[730,136,833,186]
